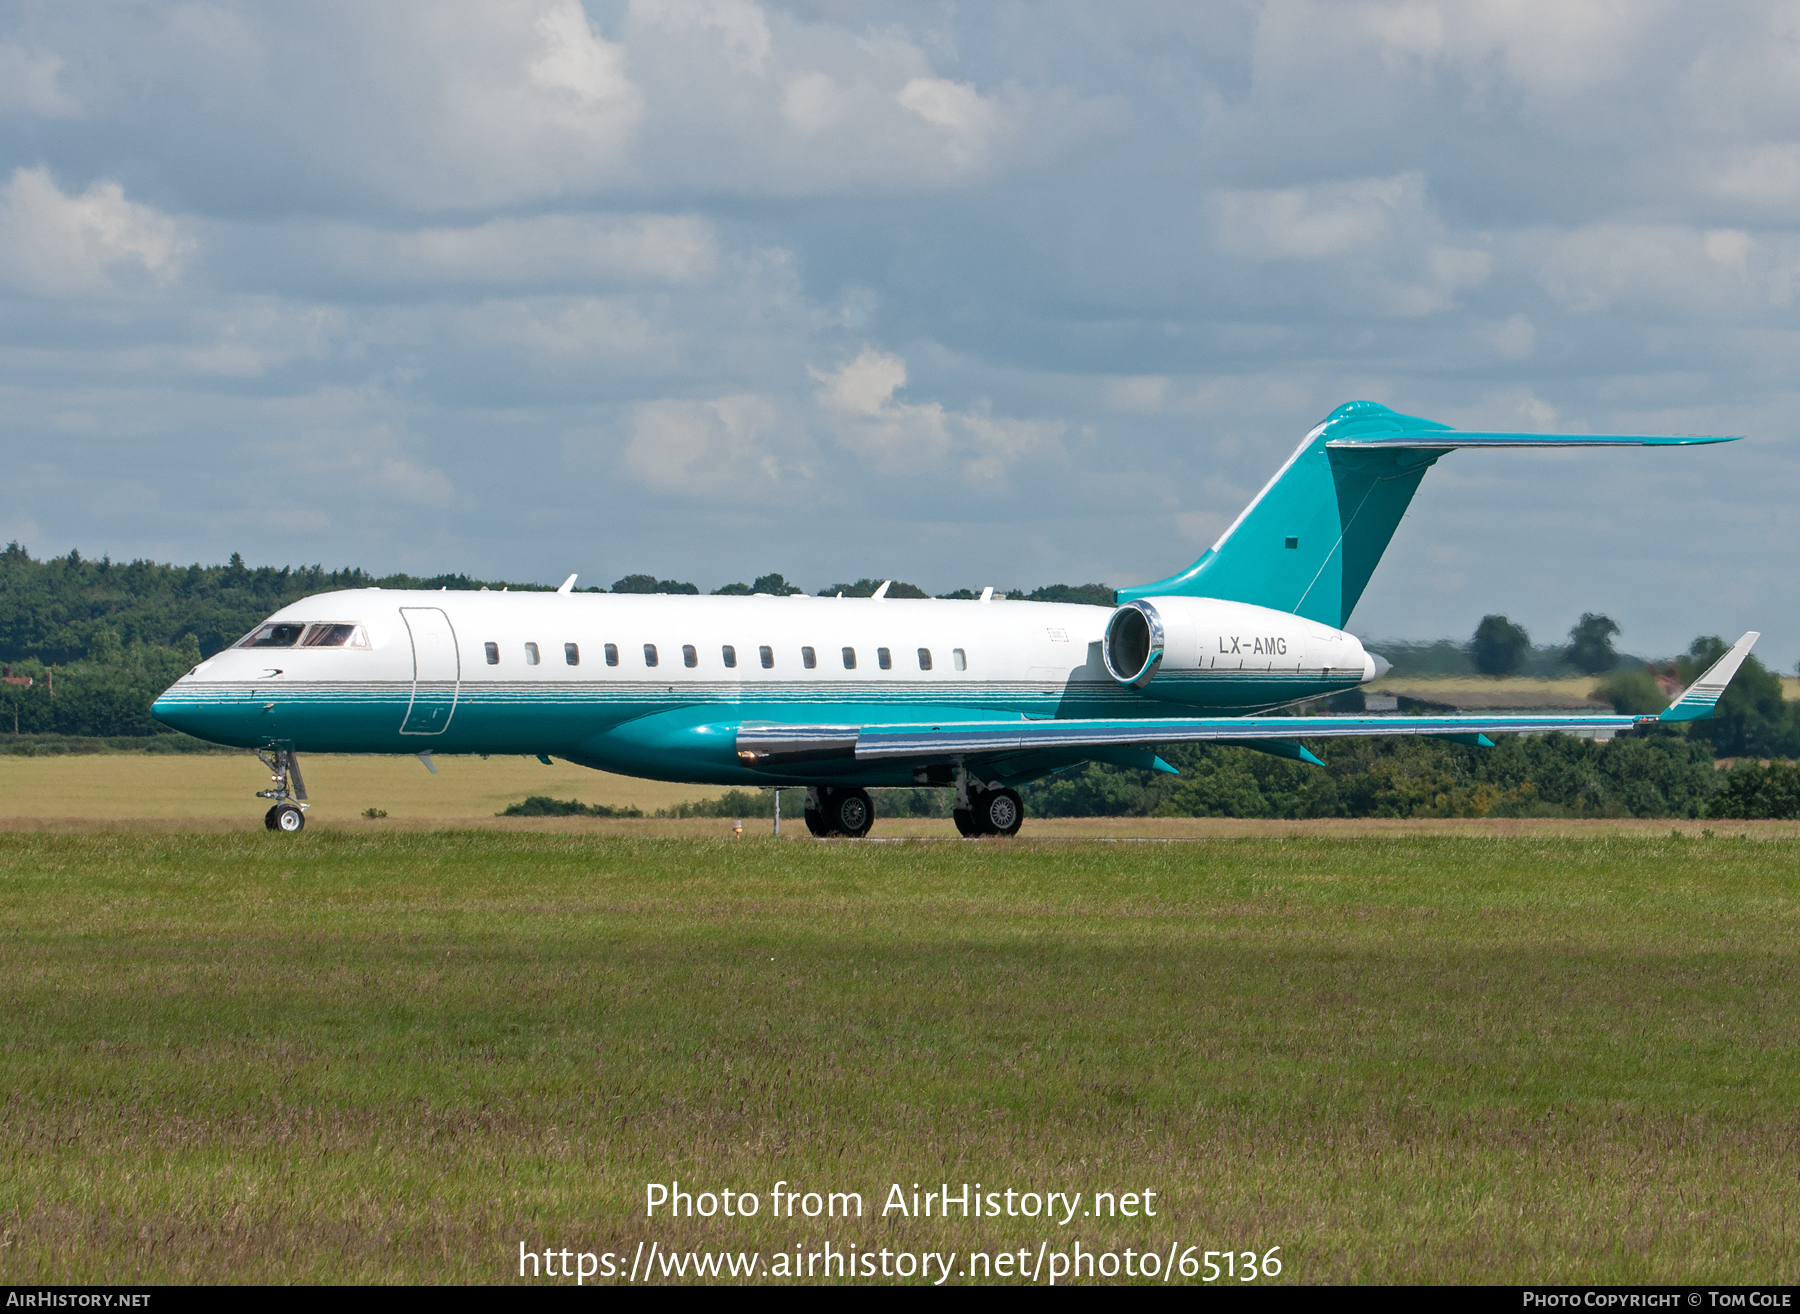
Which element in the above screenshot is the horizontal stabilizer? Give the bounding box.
[1660,632,1760,722]
[1326,432,1739,449]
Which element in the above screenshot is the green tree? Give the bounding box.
[1593,665,1665,715]
[1025,583,1116,607]
[1470,614,1530,676]
[611,574,699,595]
[1567,612,1621,674]
[816,579,930,598]
[1708,762,1800,819]
[751,573,805,595]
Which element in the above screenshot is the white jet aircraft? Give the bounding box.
[152,401,1759,837]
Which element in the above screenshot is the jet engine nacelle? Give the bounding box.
[1101,596,1382,706]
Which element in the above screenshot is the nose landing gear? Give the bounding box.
[256,749,309,833]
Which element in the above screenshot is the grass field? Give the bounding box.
[0,751,731,827]
[4,829,1800,1285]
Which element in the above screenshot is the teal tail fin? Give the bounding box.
[1117,401,1739,627]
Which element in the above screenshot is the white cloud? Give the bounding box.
[1491,314,1535,360]
[1362,0,1669,96]
[1105,376,1170,414]
[1391,245,1492,315]
[625,394,809,493]
[1536,224,1760,313]
[1706,142,1800,211]
[814,346,909,417]
[265,390,457,509]
[896,77,1004,169]
[0,168,192,296]
[530,0,638,105]
[959,410,1062,483]
[630,0,772,75]
[811,348,1060,480]
[780,72,843,133]
[335,213,718,288]
[1217,174,1424,260]
[459,296,670,360]
[0,45,79,117]
[388,0,643,208]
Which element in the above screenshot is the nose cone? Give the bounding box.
[150,686,194,734]
[1362,652,1392,684]
[151,678,220,739]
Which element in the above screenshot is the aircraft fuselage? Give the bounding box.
[152,589,1380,787]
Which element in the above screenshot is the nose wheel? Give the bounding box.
[255,749,310,834]
[265,803,306,832]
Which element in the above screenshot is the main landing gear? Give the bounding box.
[256,749,309,833]
[803,785,875,838]
[952,767,1023,838]
[796,771,1024,840]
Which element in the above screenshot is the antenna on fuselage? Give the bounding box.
[872,580,891,599]
[557,574,577,594]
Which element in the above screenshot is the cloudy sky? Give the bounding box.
[1,1,1796,661]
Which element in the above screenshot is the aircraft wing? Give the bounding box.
[735,633,1760,773]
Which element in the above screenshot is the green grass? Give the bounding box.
[4,831,1799,1284]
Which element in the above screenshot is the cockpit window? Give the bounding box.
[238,623,307,648]
[300,623,368,648]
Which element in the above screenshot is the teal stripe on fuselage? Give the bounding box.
[151,664,1368,786]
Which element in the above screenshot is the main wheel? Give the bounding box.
[980,787,1023,837]
[264,805,280,830]
[272,803,306,833]
[829,787,874,838]
[803,803,831,837]
[951,807,979,837]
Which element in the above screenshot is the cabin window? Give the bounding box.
[644,644,659,667]
[524,642,540,666]
[604,643,619,666]
[842,647,856,670]
[683,644,698,668]
[484,641,499,665]
[918,648,932,671]
[953,648,967,671]
[877,647,891,670]
[565,643,579,666]
[722,645,737,669]
[237,623,306,649]
[801,646,816,669]
[759,645,773,669]
[300,623,368,648]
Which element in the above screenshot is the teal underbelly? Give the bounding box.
[151,670,1364,773]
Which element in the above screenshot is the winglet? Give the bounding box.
[1659,632,1760,722]
[557,573,578,594]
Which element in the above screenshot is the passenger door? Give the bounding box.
[399,607,459,735]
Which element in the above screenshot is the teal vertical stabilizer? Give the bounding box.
[1116,401,1739,628]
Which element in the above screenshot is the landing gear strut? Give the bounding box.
[256,749,309,833]
[802,785,875,838]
